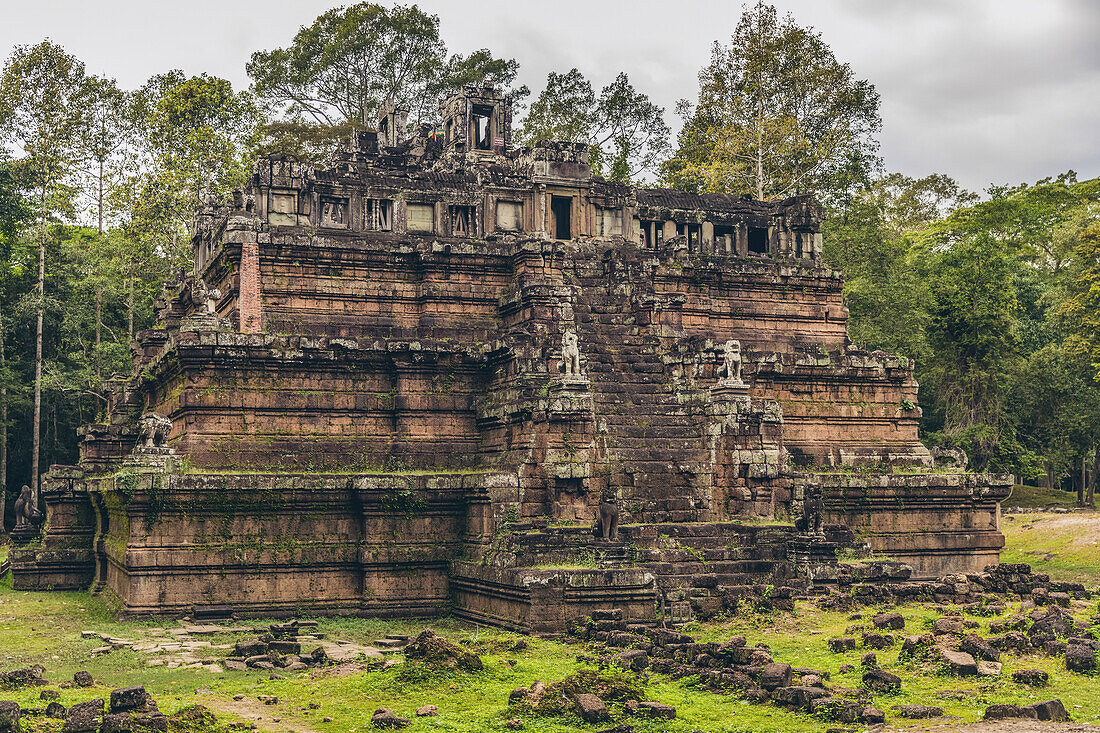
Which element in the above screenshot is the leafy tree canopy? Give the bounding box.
[663,1,881,205]
[518,69,670,183]
[247,3,525,129]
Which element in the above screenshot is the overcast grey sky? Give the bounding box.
[2,0,1096,193]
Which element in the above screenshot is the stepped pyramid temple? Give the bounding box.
[12,88,1011,633]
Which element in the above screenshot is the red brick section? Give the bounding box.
[239,240,262,333]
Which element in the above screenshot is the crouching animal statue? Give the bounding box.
[593,491,620,541]
[13,484,43,530]
[139,412,172,448]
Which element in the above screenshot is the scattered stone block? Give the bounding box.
[861,706,885,724]
[873,612,904,630]
[890,704,944,719]
[759,662,792,691]
[960,634,1000,662]
[73,671,94,688]
[0,701,20,733]
[984,704,1038,720]
[63,699,104,732]
[573,693,609,723]
[940,649,977,676]
[1012,669,1049,686]
[977,661,1002,676]
[109,686,151,713]
[636,701,675,719]
[861,631,893,649]
[808,697,862,723]
[1066,644,1096,673]
[415,705,437,717]
[862,669,901,693]
[371,708,409,728]
[827,637,856,653]
[771,686,831,711]
[1028,699,1069,721]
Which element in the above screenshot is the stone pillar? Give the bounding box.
[239,240,262,333]
[702,222,714,253]
[736,225,748,256]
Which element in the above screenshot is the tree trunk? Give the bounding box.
[1088,445,1099,508]
[95,285,102,379]
[1080,454,1086,506]
[127,270,134,340]
[0,309,6,534]
[31,185,46,505]
[97,157,104,235]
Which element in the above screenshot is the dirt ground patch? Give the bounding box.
[198,693,322,733]
[886,721,1100,732]
[1000,510,1100,585]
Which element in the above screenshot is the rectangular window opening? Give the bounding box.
[748,227,768,255]
[407,203,435,233]
[714,225,737,254]
[368,198,393,231]
[450,205,477,237]
[472,105,493,150]
[596,206,623,238]
[496,200,523,232]
[320,197,348,228]
[679,223,702,251]
[551,196,572,240]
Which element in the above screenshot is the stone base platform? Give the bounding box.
[450,562,658,636]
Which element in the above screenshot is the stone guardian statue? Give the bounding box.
[595,490,620,541]
[562,330,582,379]
[139,413,172,448]
[13,484,42,531]
[718,339,744,386]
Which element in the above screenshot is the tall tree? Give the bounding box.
[80,75,131,234]
[247,3,523,128]
[0,40,89,498]
[518,69,670,183]
[0,159,30,531]
[663,2,881,204]
[121,71,261,279]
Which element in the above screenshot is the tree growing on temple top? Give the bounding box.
[518,69,671,184]
[663,1,881,205]
[247,2,526,132]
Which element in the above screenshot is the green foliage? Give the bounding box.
[247,3,524,128]
[663,2,881,204]
[518,69,671,182]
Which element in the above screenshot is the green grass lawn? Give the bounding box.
[1001,510,1100,586]
[2,511,1100,732]
[1002,483,1080,509]
[2,563,1100,732]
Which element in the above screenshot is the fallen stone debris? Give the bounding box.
[559,601,1091,729]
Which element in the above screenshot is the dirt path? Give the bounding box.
[197,694,322,733]
[885,720,1100,732]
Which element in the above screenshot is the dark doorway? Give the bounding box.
[748,227,768,255]
[472,105,493,150]
[551,196,572,240]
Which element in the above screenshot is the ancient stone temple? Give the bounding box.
[12,87,1011,632]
